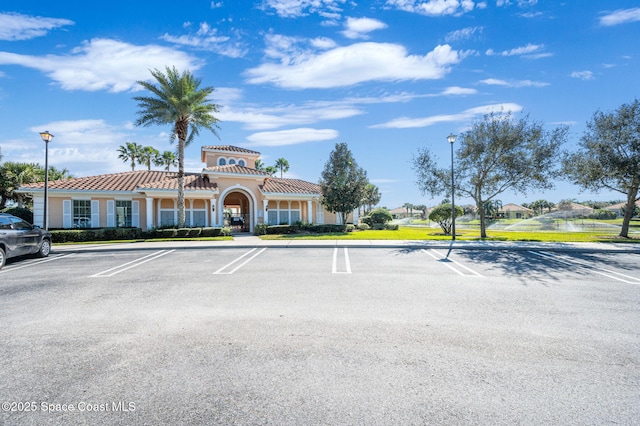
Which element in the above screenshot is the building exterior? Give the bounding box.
[18,145,346,232]
[498,203,534,219]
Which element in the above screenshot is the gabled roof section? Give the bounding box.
[201,145,261,155]
[260,178,320,195]
[204,164,271,176]
[19,170,217,192]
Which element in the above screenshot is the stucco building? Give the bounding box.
[19,145,344,232]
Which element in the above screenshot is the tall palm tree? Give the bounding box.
[118,142,143,171]
[138,146,160,170]
[274,157,289,178]
[160,150,177,171]
[134,67,220,227]
[254,159,265,171]
[265,166,278,176]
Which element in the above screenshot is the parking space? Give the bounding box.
[1,243,638,425]
[0,245,638,286]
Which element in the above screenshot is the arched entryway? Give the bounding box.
[223,190,251,233]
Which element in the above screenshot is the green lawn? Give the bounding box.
[260,226,640,243]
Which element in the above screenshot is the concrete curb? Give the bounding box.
[51,239,640,254]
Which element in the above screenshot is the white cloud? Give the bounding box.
[0,12,74,41]
[485,43,551,58]
[210,1,223,8]
[599,8,640,26]
[371,102,524,128]
[246,128,338,146]
[219,101,363,130]
[570,71,594,80]
[160,22,247,58]
[497,0,538,6]
[341,17,387,39]
[245,42,463,89]
[445,26,483,43]
[0,38,202,92]
[260,0,347,18]
[479,78,549,87]
[441,86,478,95]
[386,0,478,16]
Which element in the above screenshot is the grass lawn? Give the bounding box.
[260,227,640,243]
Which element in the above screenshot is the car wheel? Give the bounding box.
[0,247,5,270]
[36,239,51,258]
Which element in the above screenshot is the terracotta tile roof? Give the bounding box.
[201,145,261,155]
[204,165,271,176]
[260,178,320,195]
[19,170,217,192]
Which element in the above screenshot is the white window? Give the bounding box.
[73,200,91,228]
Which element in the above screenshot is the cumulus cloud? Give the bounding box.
[246,128,338,146]
[386,0,483,17]
[245,42,463,89]
[0,38,202,92]
[371,102,523,128]
[341,17,388,39]
[599,8,640,26]
[160,22,247,58]
[0,12,74,41]
[570,71,594,80]
[441,86,478,95]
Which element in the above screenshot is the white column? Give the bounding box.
[211,198,217,226]
[146,197,154,230]
[263,199,268,224]
[276,200,281,224]
[307,200,312,224]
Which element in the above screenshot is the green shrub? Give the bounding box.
[176,228,190,237]
[221,227,233,236]
[357,223,370,230]
[160,228,177,238]
[200,227,222,237]
[188,228,202,237]
[254,223,269,235]
[1,206,33,223]
[346,224,355,232]
[50,227,142,243]
[266,224,297,234]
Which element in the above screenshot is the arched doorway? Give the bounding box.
[223,190,251,233]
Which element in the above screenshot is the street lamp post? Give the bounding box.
[447,133,457,241]
[39,131,54,230]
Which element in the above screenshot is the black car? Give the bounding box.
[0,213,52,270]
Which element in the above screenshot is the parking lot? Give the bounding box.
[1,242,639,425]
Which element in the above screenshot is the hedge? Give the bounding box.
[50,227,226,243]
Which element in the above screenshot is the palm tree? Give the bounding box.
[265,166,278,176]
[160,151,177,171]
[138,146,160,170]
[118,142,143,171]
[274,158,289,178]
[134,66,220,227]
[1,162,39,208]
[254,159,265,171]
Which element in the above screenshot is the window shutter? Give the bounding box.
[63,200,72,228]
[107,200,115,227]
[132,201,140,227]
[91,200,100,228]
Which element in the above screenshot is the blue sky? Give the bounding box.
[1,0,639,209]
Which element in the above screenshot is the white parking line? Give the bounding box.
[213,248,267,275]
[0,254,75,274]
[332,248,352,274]
[90,250,175,277]
[530,251,640,285]
[424,249,483,277]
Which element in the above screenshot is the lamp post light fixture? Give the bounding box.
[447,133,457,241]
[39,131,54,230]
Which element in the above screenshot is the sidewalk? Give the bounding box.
[52,235,640,253]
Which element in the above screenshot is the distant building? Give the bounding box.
[499,203,534,219]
